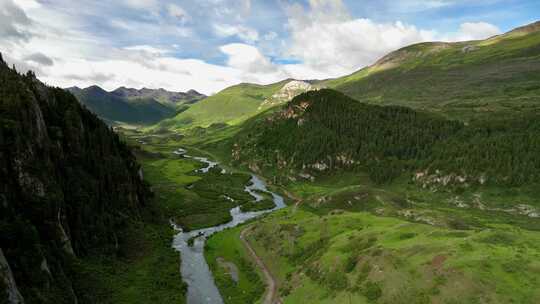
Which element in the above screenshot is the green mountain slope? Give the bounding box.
[159,21,539,130]
[325,21,540,120]
[159,79,314,130]
[0,56,152,302]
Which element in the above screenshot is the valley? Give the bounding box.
[2,8,540,304]
[118,113,540,303]
[109,24,540,303]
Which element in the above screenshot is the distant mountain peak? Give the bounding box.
[109,86,206,100]
[84,85,108,95]
[67,85,206,125]
[86,85,104,90]
[187,89,204,96]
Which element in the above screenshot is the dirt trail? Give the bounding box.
[240,226,282,304]
[283,190,303,212]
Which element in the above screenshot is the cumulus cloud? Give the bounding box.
[214,24,259,43]
[0,0,508,95]
[284,0,435,77]
[448,22,501,41]
[220,43,278,74]
[281,0,503,79]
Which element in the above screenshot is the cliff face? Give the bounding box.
[0,55,150,303]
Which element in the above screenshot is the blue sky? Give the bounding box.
[1,0,538,94]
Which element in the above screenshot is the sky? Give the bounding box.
[0,0,538,95]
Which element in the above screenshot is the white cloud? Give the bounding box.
[12,0,41,10]
[220,43,279,74]
[214,24,259,43]
[284,0,435,77]
[0,0,506,96]
[448,22,501,41]
[124,45,170,55]
[281,0,502,80]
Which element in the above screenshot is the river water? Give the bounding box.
[171,149,285,304]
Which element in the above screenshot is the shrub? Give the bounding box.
[399,232,417,240]
[363,281,382,302]
[344,254,358,273]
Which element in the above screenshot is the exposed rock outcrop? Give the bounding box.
[0,249,24,304]
[260,80,313,108]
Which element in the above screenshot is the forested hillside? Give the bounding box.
[233,89,540,186]
[0,55,151,303]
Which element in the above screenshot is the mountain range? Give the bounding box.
[159,21,540,130]
[68,86,205,125]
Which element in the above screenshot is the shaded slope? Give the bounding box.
[68,86,189,125]
[111,87,205,107]
[0,56,152,302]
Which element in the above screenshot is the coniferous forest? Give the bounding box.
[0,55,151,303]
[234,89,540,186]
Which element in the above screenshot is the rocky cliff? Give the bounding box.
[0,54,150,303]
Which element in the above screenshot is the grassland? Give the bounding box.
[324,25,540,121]
[244,207,540,304]
[205,225,266,304]
[185,125,540,303]
[99,125,540,304]
[159,80,290,130]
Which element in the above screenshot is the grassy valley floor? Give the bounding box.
[106,129,540,304]
[244,208,540,304]
[195,129,540,303]
[211,166,540,303]
[83,131,273,304]
[72,135,256,303]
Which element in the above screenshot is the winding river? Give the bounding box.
[171,148,285,304]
